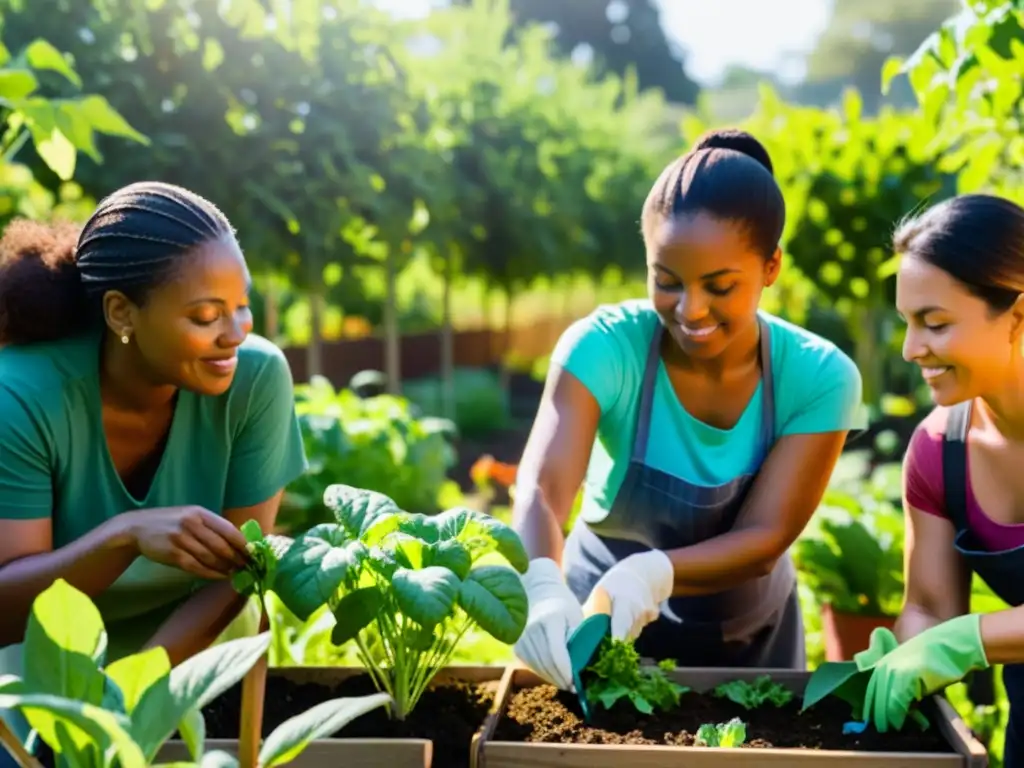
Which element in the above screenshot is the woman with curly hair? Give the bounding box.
[0,181,307,757]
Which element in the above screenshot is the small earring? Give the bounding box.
[121,332,130,345]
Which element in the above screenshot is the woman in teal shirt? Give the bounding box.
[0,181,307,745]
[512,129,865,690]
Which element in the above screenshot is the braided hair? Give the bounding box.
[0,181,235,346]
[641,128,784,259]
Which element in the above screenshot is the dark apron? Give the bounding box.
[943,401,1024,768]
[562,317,804,668]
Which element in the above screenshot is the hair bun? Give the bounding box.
[0,219,87,345]
[692,128,774,176]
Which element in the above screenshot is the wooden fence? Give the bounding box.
[281,314,575,386]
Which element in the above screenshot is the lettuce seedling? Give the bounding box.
[269,484,530,720]
[713,675,793,709]
[583,637,689,715]
[1,579,391,768]
[695,717,747,748]
[231,520,291,611]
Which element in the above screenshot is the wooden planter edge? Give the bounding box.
[157,664,508,768]
[468,665,989,768]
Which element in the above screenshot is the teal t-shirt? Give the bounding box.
[550,299,866,526]
[0,330,308,659]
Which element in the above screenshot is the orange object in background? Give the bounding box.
[471,454,518,489]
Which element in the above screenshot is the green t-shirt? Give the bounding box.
[0,330,308,659]
[550,300,866,526]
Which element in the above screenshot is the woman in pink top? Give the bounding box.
[860,194,1024,764]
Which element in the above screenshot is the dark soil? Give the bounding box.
[200,673,496,768]
[491,684,955,753]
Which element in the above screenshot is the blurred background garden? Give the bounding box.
[1,0,1020,762]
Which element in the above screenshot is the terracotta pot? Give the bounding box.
[821,602,896,661]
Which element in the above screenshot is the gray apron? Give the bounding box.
[563,317,804,668]
[943,401,1024,767]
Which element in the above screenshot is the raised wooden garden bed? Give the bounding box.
[468,666,988,767]
[157,665,504,768]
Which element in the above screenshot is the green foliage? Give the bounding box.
[231,520,292,609]
[713,675,793,710]
[582,638,689,715]
[695,717,747,748]
[269,484,529,720]
[0,31,147,181]
[402,367,510,438]
[279,376,458,531]
[793,459,906,617]
[882,1,1024,198]
[1,579,390,768]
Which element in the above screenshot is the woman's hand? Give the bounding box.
[862,613,989,732]
[121,506,251,580]
[513,558,585,691]
[583,550,678,641]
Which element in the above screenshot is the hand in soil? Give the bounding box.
[860,613,989,732]
[514,557,583,690]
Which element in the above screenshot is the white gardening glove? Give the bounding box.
[583,550,678,641]
[513,557,584,691]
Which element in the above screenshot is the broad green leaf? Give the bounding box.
[330,586,383,646]
[258,692,392,767]
[31,124,76,180]
[134,633,270,761]
[130,673,176,760]
[457,566,528,644]
[433,508,529,572]
[425,540,472,579]
[880,55,906,94]
[0,69,37,100]
[55,102,99,161]
[240,519,263,543]
[106,647,171,714]
[25,39,82,87]
[23,579,108,747]
[178,707,206,762]
[324,484,400,538]
[274,526,367,620]
[77,95,149,143]
[0,692,146,768]
[392,567,460,627]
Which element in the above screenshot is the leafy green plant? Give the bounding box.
[695,717,747,748]
[232,520,292,610]
[268,484,529,721]
[793,471,905,618]
[713,675,793,710]
[279,377,458,531]
[582,638,689,715]
[0,579,391,768]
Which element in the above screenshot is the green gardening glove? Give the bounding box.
[862,614,989,733]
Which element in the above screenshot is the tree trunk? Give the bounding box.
[440,248,455,420]
[500,287,513,395]
[305,253,323,380]
[384,249,401,395]
[850,303,883,412]
[263,271,280,342]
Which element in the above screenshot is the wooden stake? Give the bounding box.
[237,609,269,768]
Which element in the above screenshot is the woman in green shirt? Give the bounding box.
[0,181,307,748]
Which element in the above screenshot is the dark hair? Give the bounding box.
[0,181,235,346]
[894,193,1024,313]
[641,128,784,258]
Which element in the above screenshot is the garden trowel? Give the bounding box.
[566,587,612,722]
